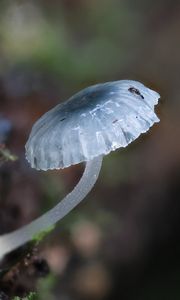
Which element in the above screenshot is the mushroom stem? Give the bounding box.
[0,155,103,259]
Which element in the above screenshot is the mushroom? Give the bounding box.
[0,80,160,258]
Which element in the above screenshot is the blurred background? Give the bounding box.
[0,0,180,299]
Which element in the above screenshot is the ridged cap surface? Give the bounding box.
[25,80,160,170]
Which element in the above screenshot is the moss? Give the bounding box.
[13,292,37,300]
[0,147,18,162]
[32,225,55,243]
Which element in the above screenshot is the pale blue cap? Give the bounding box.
[25,80,160,170]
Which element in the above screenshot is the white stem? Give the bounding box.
[0,155,103,259]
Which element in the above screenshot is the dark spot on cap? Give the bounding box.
[128,87,144,99]
[60,118,66,122]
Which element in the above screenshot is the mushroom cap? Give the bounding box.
[25,80,160,170]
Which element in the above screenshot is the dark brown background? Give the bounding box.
[0,0,180,299]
